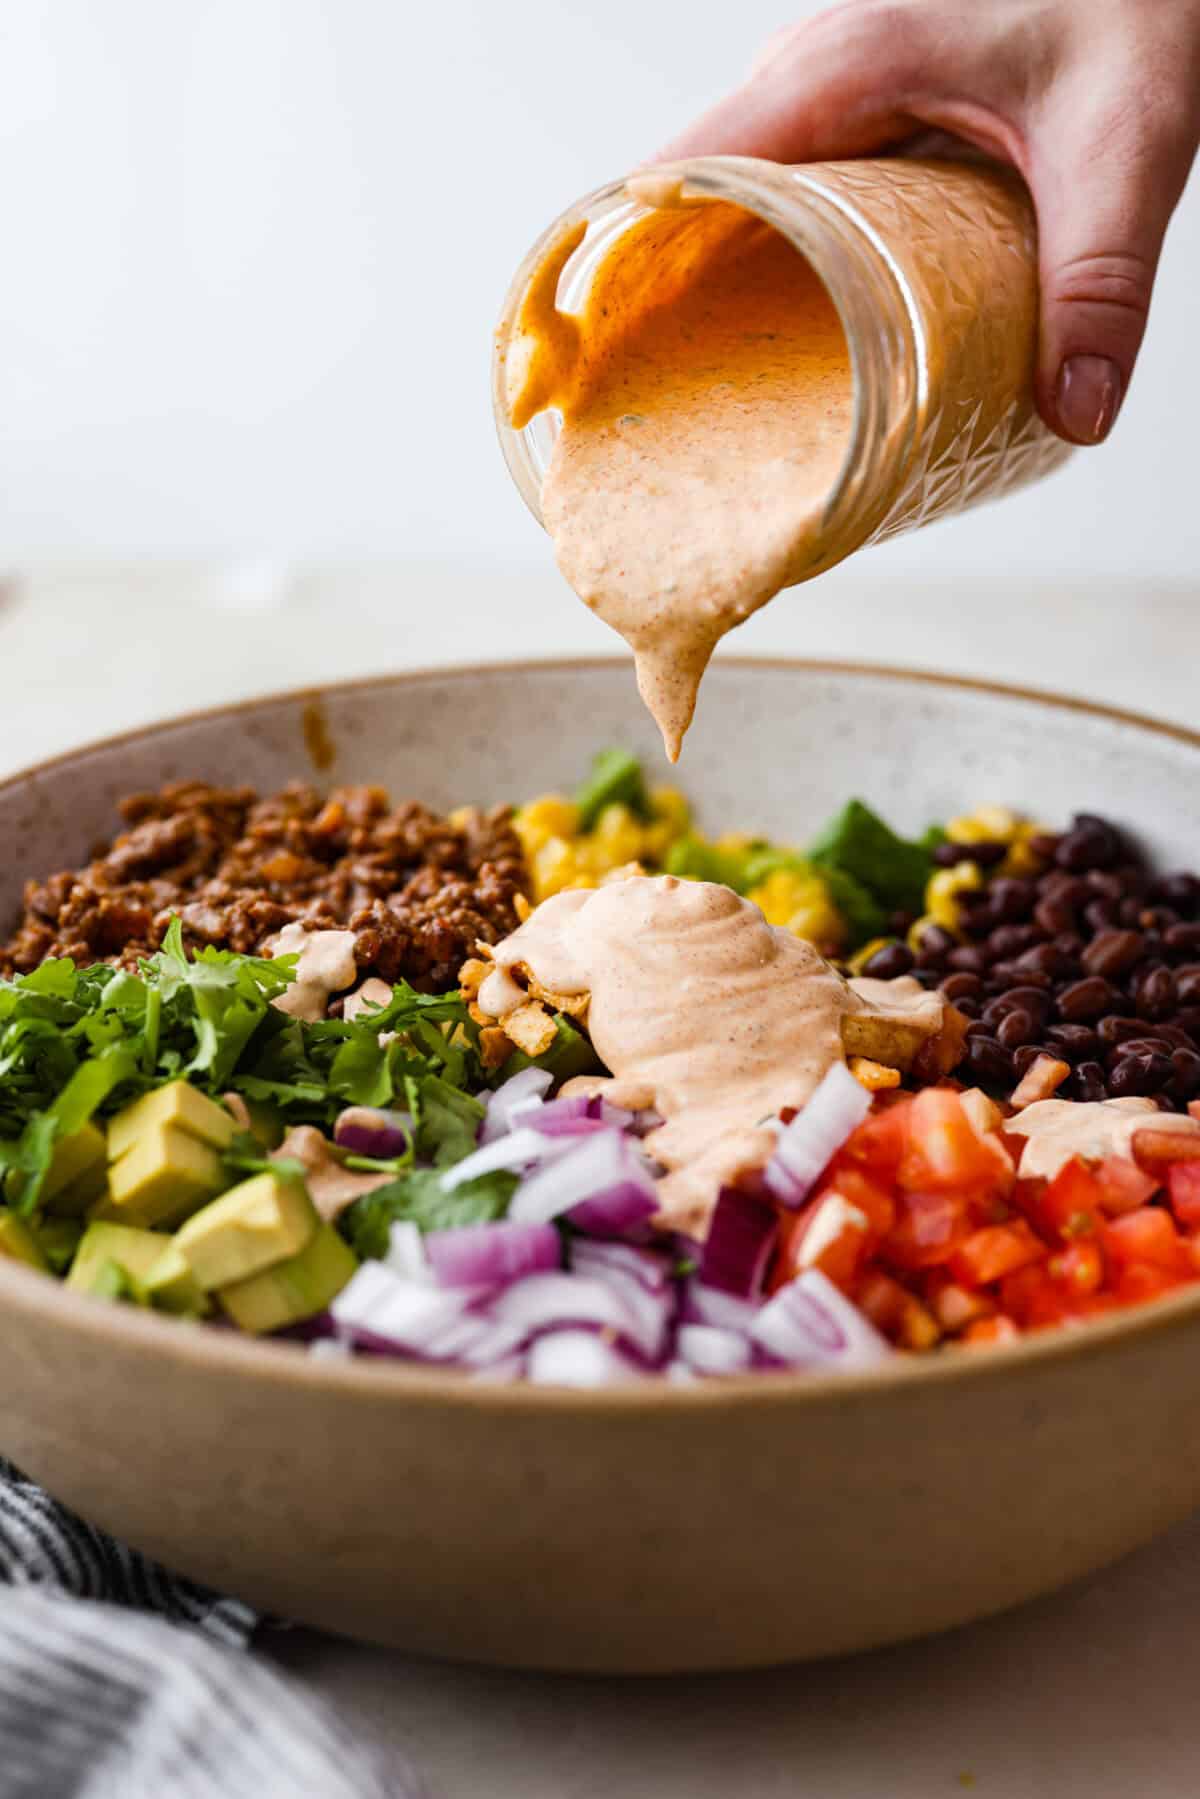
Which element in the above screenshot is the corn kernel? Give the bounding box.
[532,837,591,901]
[926,861,982,932]
[746,869,816,927]
[786,900,846,953]
[591,804,645,866]
[515,795,581,856]
[945,806,1020,845]
[649,786,691,835]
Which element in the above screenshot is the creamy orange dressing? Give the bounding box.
[271,1126,393,1222]
[477,875,944,1235]
[504,197,854,759]
[267,924,359,1023]
[1010,1098,1200,1182]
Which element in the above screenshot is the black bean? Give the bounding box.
[964,1018,991,1039]
[996,1008,1036,1050]
[914,924,956,970]
[965,1035,1014,1083]
[1040,871,1091,907]
[1108,1050,1174,1097]
[1028,833,1061,863]
[1150,872,1200,913]
[1033,895,1075,936]
[889,910,916,938]
[1082,898,1118,935]
[941,971,985,1003]
[1080,928,1145,979]
[1104,1036,1174,1068]
[1171,1048,1200,1096]
[1176,1006,1200,1039]
[932,842,966,868]
[1165,923,1200,958]
[1017,942,1079,980]
[953,996,982,1020]
[989,878,1038,923]
[1118,896,1146,928]
[861,942,915,979]
[1173,965,1200,1006]
[909,967,944,988]
[1096,1014,1148,1048]
[1151,1023,1196,1052]
[1113,863,1149,897]
[1133,964,1178,1021]
[1057,824,1118,872]
[1045,1022,1100,1062]
[1071,1061,1109,1103]
[990,961,1052,991]
[1057,975,1123,1022]
[1086,870,1125,901]
[945,944,990,975]
[1054,932,1085,961]
[983,987,1050,1029]
[988,924,1042,959]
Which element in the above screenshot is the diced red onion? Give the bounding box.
[425,1221,560,1289]
[677,1323,753,1375]
[568,1182,657,1237]
[384,1220,430,1282]
[509,1129,657,1226]
[334,1106,413,1159]
[749,1269,890,1370]
[489,1271,666,1362]
[526,1329,644,1387]
[570,1238,673,1293]
[764,1063,872,1206]
[330,1262,480,1351]
[680,1279,760,1333]
[440,1126,563,1191]
[699,1186,779,1299]
[526,1098,612,1138]
[480,1067,553,1144]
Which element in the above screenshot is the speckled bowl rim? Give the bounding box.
[3,653,1200,1415]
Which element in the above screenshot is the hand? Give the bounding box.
[656,0,1200,444]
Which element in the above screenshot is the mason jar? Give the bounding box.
[493,155,1072,583]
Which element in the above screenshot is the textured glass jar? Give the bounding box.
[493,156,1072,582]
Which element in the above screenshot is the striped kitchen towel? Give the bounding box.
[0,1460,429,1799]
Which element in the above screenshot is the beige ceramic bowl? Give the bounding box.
[4,659,1200,1674]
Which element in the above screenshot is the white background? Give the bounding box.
[0,0,1196,587]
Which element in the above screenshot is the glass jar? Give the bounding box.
[493,155,1072,582]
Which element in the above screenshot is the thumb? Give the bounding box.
[1033,103,1193,444]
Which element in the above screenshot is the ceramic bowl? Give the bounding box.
[3,659,1200,1675]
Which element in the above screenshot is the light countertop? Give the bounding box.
[6,559,1200,1798]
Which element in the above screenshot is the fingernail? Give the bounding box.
[1055,355,1124,445]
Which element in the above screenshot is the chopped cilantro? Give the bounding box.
[339,1168,518,1261]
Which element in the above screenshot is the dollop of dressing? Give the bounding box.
[266,924,358,1023]
[478,875,941,1235]
[1010,1097,1200,1181]
[504,196,854,759]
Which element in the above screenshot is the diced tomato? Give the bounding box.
[898,1089,1013,1200]
[882,1189,972,1271]
[771,1169,895,1293]
[1186,1230,1200,1274]
[1101,1207,1191,1276]
[1047,1238,1104,1298]
[949,1218,1046,1288]
[922,1271,996,1334]
[1114,1262,1189,1306]
[1030,1157,1106,1242]
[962,1315,1021,1347]
[1092,1156,1159,1216]
[854,1269,941,1349]
[842,1098,912,1182]
[999,1264,1073,1330]
[1167,1160,1200,1230]
[1130,1128,1200,1173]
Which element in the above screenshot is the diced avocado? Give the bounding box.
[42,1121,108,1205]
[217,1223,357,1334]
[0,1211,49,1272]
[67,1220,170,1296]
[808,798,933,916]
[5,1122,109,1216]
[105,1123,227,1229]
[108,1081,236,1163]
[33,1215,83,1274]
[143,1241,212,1317]
[174,1170,317,1292]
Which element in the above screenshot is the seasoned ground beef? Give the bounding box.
[0,780,530,990]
